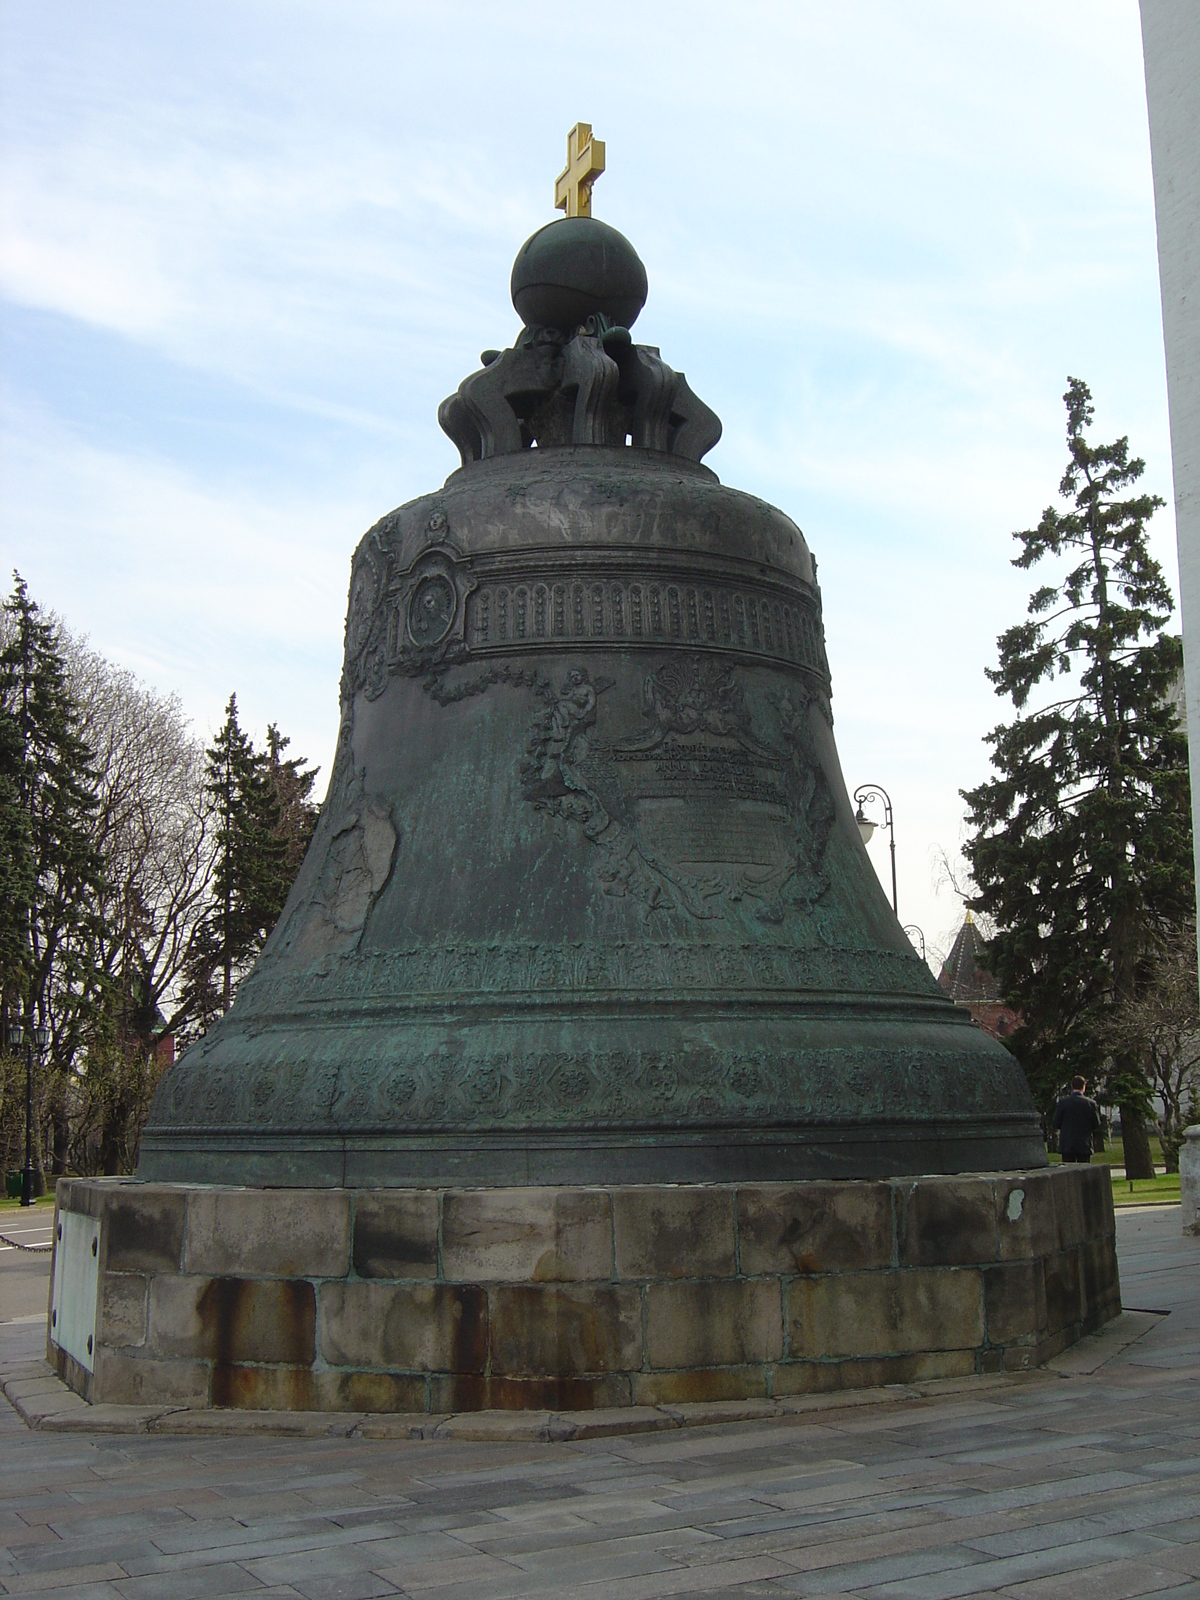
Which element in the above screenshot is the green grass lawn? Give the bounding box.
[1109,1171,1181,1207]
[1049,1144,1181,1206]
[0,1192,54,1211]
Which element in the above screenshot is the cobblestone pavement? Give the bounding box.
[1,1205,1197,1599]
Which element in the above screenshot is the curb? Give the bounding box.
[0,1366,1043,1442]
[1,1310,1160,1442]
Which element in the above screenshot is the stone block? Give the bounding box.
[313,1370,428,1413]
[1043,1248,1083,1333]
[431,1373,631,1412]
[97,1272,147,1348]
[737,1182,892,1274]
[1077,1164,1115,1241]
[56,1175,132,1221]
[995,1171,1057,1261]
[983,1259,1046,1346]
[896,1176,999,1267]
[441,1188,612,1282]
[632,1366,769,1405]
[1003,1325,1076,1370]
[1080,1236,1121,1321]
[1051,1168,1088,1250]
[786,1267,984,1359]
[645,1279,782,1368]
[771,1348,977,1396]
[148,1276,316,1365]
[211,1364,316,1410]
[353,1191,439,1279]
[489,1284,641,1375]
[613,1186,736,1279]
[92,1349,209,1408]
[185,1188,351,1278]
[318,1281,487,1372]
[1181,1127,1200,1235]
[101,1187,186,1273]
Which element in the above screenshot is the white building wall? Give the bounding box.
[1141,2,1200,931]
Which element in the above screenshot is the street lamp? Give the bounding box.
[854,783,898,915]
[903,923,926,961]
[10,1020,48,1208]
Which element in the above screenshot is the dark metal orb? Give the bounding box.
[511,217,648,332]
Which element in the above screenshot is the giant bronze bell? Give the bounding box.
[139,133,1044,1188]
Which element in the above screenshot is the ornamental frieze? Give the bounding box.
[240,939,937,1012]
[164,1042,1018,1134]
[341,511,831,704]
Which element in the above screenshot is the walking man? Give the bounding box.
[1052,1075,1102,1164]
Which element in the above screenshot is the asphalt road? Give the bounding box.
[0,1203,54,1324]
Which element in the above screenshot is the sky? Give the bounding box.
[0,0,1175,966]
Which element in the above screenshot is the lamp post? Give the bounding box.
[903,924,926,961]
[853,783,897,915]
[11,1020,48,1207]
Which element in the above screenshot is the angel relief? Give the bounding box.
[521,656,834,921]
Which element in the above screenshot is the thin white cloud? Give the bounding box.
[0,0,1176,952]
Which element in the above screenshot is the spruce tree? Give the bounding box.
[263,723,319,892]
[195,696,322,1016]
[201,695,270,1011]
[0,575,104,1177]
[963,380,1192,1178]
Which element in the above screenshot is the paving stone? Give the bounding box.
[292,1576,402,1599]
[112,1561,264,1597]
[737,1182,893,1275]
[441,1189,613,1283]
[184,1189,351,1278]
[999,1557,1200,1598]
[1,1584,127,1599]
[1,1202,1196,1600]
[0,1562,128,1592]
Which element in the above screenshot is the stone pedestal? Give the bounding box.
[48,1167,1119,1413]
[1181,1126,1200,1235]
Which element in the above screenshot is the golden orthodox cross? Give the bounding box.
[555,123,605,218]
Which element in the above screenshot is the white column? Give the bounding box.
[1140,3,1200,939]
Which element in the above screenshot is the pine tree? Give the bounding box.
[963,380,1192,1179]
[0,575,105,1179]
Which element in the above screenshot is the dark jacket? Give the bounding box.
[1052,1092,1102,1157]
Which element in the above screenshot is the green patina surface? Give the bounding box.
[140,223,1045,1187]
